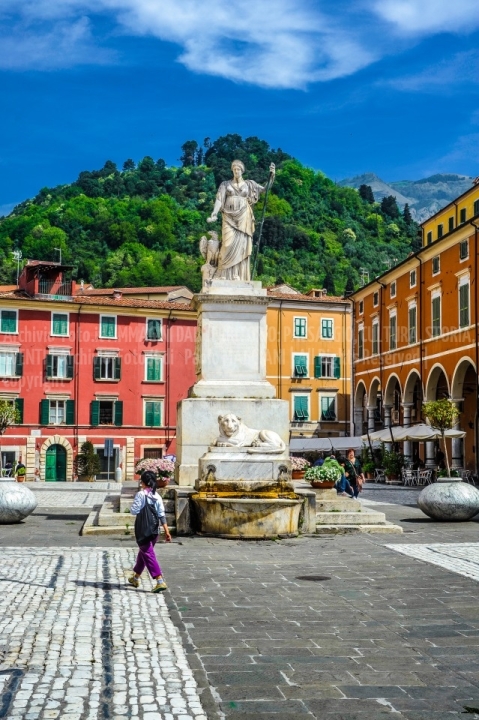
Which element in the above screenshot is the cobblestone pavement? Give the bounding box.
[28,491,112,508]
[0,548,208,720]
[2,490,479,718]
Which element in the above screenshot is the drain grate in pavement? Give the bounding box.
[295,575,331,582]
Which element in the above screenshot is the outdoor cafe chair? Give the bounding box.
[374,468,386,484]
[418,469,433,485]
[402,469,416,486]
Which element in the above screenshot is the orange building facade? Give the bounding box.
[266,285,352,439]
[351,181,479,471]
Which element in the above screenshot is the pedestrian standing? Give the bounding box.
[344,448,364,499]
[128,470,172,593]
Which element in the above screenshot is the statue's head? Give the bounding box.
[218,413,241,437]
[231,159,245,178]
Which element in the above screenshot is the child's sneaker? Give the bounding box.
[127,574,139,588]
[152,576,168,593]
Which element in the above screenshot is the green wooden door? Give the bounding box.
[45,445,67,482]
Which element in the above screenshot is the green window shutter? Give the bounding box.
[147,319,161,340]
[294,355,307,377]
[114,357,121,380]
[15,398,24,424]
[114,400,123,427]
[460,284,469,327]
[66,355,74,379]
[40,399,50,425]
[1,310,17,333]
[294,396,309,421]
[93,357,101,380]
[145,401,154,426]
[146,358,161,381]
[52,313,68,335]
[432,297,441,336]
[153,402,162,427]
[322,319,333,338]
[474,199,479,216]
[314,356,322,378]
[333,357,341,379]
[15,352,23,377]
[46,354,53,379]
[101,316,116,337]
[90,400,100,427]
[66,400,75,425]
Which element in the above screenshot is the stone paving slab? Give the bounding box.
[0,548,209,720]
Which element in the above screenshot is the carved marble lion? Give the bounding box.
[215,413,285,453]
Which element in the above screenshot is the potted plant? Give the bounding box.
[362,460,376,480]
[304,457,342,489]
[135,457,175,488]
[291,456,310,479]
[382,448,404,481]
[76,441,102,482]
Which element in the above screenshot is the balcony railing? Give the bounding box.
[38,279,72,299]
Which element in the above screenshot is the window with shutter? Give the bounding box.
[372,322,379,355]
[409,306,417,344]
[333,357,341,379]
[474,199,479,216]
[314,356,322,378]
[321,319,333,339]
[145,401,162,427]
[146,319,162,340]
[459,283,470,328]
[52,313,68,336]
[432,296,441,337]
[0,352,16,377]
[14,398,24,424]
[459,240,469,260]
[100,316,116,338]
[15,353,23,377]
[40,399,50,425]
[389,315,397,350]
[460,208,467,224]
[90,400,100,426]
[294,317,306,337]
[146,357,162,381]
[66,356,74,379]
[321,396,336,421]
[93,357,102,380]
[66,400,75,425]
[114,401,123,427]
[294,355,307,377]
[0,310,17,333]
[358,329,364,359]
[293,396,309,421]
[114,357,121,380]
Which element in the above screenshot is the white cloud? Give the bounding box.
[1,0,478,88]
[388,50,479,91]
[372,0,479,35]
[0,0,375,87]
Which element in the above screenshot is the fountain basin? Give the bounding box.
[192,495,302,539]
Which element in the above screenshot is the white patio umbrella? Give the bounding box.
[361,423,466,443]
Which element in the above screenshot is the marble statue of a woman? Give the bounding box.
[207,159,275,281]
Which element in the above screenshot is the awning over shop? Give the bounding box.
[361,423,466,443]
[290,437,365,453]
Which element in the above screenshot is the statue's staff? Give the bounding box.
[252,162,275,280]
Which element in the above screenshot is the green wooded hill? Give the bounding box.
[0,135,419,294]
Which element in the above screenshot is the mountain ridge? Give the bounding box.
[339,172,474,223]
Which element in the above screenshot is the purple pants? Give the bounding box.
[133,535,162,578]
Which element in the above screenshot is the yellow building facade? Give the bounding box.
[266,285,352,438]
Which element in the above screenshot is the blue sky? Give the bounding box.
[1,0,478,213]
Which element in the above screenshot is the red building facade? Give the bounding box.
[0,262,196,481]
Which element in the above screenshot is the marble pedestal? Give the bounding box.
[197,447,293,494]
[176,279,289,486]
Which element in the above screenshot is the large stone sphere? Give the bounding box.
[0,482,38,523]
[418,479,479,521]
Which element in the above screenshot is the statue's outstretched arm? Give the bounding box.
[207,197,222,223]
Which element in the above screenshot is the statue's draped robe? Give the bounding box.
[216,180,262,281]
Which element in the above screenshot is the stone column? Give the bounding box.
[354,404,363,437]
[126,437,135,482]
[367,406,376,433]
[451,400,463,469]
[402,403,413,464]
[383,405,392,451]
[25,438,36,482]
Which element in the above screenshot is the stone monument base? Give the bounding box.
[176,398,290,486]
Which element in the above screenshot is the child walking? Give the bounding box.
[128,470,172,593]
